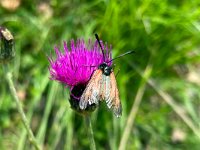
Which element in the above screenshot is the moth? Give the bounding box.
[79,34,134,117]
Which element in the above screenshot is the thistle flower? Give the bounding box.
[48,38,112,114]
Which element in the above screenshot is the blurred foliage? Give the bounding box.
[1,0,200,149]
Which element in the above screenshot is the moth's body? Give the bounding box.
[79,62,122,117]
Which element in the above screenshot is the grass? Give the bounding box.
[1,0,200,149]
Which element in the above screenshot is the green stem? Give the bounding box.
[3,64,41,150]
[85,116,96,150]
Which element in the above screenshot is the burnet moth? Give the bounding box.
[79,34,134,117]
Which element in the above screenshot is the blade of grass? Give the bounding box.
[49,104,74,150]
[36,81,59,145]
[85,115,96,150]
[130,62,200,139]
[148,79,200,139]
[50,105,66,149]
[108,115,119,150]
[17,72,49,150]
[3,64,41,150]
[119,64,152,150]
[64,110,74,150]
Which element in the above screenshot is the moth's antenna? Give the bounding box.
[107,50,135,63]
[95,33,105,61]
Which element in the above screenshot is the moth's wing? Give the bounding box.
[100,74,110,102]
[103,72,122,117]
[79,69,102,110]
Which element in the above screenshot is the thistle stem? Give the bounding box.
[85,116,96,150]
[3,64,41,150]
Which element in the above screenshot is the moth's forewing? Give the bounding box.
[79,68,122,117]
[108,72,122,117]
[100,71,122,117]
[79,69,103,109]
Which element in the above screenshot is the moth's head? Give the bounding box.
[98,62,112,76]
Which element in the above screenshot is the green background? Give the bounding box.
[1,0,200,149]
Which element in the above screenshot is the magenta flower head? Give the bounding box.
[48,37,112,114]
